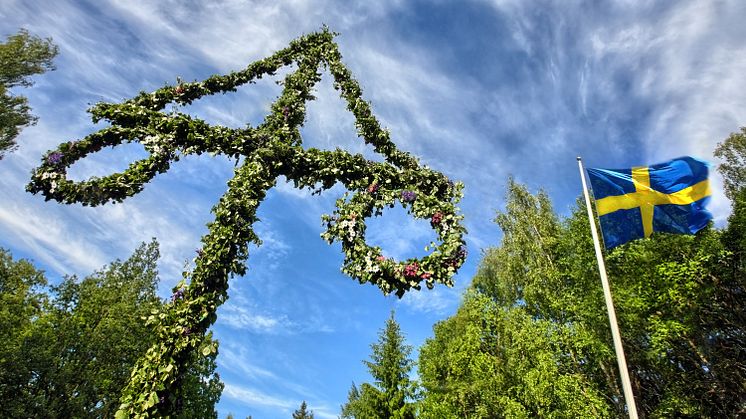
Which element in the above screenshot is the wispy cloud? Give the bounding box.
[223,382,297,411]
[218,345,278,380]
[223,378,340,419]
[219,303,294,334]
[400,285,460,316]
[3,2,746,418]
[223,382,339,419]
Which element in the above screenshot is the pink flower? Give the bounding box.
[175,85,184,95]
[431,211,443,225]
[376,256,386,262]
[421,272,432,280]
[404,262,419,277]
[367,183,379,194]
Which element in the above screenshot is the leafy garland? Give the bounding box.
[27,28,466,417]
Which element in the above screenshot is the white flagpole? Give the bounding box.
[577,157,639,419]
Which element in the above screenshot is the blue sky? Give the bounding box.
[2,1,745,417]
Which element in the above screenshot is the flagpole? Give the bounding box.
[577,157,639,419]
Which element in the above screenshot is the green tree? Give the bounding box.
[341,311,416,419]
[419,177,746,417]
[0,28,58,158]
[419,180,611,418]
[293,400,314,418]
[0,247,50,417]
[0,241,224,418]
[419,292,610,419]
[714,126,746,200]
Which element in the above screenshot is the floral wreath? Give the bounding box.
[27,28,466,417]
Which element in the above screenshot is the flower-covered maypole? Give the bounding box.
[27,28,466,417]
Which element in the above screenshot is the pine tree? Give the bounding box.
[292,400,314,419]
[341,311,416,419]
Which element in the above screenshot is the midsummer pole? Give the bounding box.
[576,156,639,419]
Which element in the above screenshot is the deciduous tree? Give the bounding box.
[0,29,58,158]
[0,241,224,418]
[419,174,746,417]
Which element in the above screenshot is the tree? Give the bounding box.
[0,241,224,418]
[293,400,314,418]
[0,29,58,158]
[714,126,746,200]
[419,181,611,418]
[341,311,417,419]
[419,177,746,417]
[0,247,49,417]
[419,292,611,418]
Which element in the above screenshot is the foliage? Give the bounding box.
[714,126,746,200]
[341,312,417,418]
[293,400,314,419]
[0,28,58,158]
[26,28,466,417]
[420,180,611,418]
[0,246,49,416]
[419,292,611,418]
[0,242,223,418]
[420,176,746,417]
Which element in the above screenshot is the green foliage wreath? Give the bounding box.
[27,28,466,417]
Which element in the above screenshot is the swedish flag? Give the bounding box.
[587,156,712,248]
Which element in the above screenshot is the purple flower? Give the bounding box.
[195,248,204,257]
[401,190,417,203]
[282,106,290,118]
[47,152,63,165]
[457,245,467,259]
[171,288,185,302]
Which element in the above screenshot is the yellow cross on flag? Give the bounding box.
[587,157,712,248]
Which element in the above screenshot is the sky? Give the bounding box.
[2,0,745,417]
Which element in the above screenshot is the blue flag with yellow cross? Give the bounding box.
[587,156,712,248]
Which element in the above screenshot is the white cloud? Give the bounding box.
[223,382,296,410]
[218,345,278,380]
[222,383,338,419]
[4,2,746,418]
[365,205,438,261]
[219,303,294,334]
[400,285,460,315]
[0,201,107,275]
